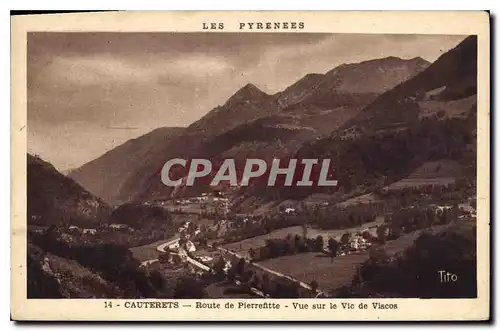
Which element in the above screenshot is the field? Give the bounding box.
[258,224,450,292]
[205,282,258,299]
[337,193,380,207]
[385,159,463,190]
[387,178,456,190]
[130,235,177,262]
[418,94,476,118]
[223,219,384,258]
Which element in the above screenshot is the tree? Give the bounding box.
[376,225,387,244]
[302,222,308,239]
[285,233,296,254]
[173,275,206,299]
[310,280,319,294]
[261,273,271,295]
[340,232,351,247]
[158,251,170,265]
[212,256,225,279]
[227,264,237,282]
[362,230,374,241]
[327,237,339,262]
[389,222,402,239]
[236,258,246,276]
[315,235,324,252]
[294,234,305,252]
[368,246,389,263]
[172,254,182,265]
[248,248,256,261]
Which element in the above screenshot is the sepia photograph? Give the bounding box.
[11,11,490,321]
[26,31,479,300]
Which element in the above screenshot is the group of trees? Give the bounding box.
[211,255,316,298]
[246,234,341,262]
[346,223,477,298]
[251,112,476,201]
[27,153,110,228]
[81,203,177,247]
[383,203,462,242]
[300,202,387,230]
[214,201,387,247]
[28,229,174,298]
[376,177,475,208]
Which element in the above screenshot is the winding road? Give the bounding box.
[153,235,324,297]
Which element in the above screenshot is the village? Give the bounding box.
[128,187,477,298]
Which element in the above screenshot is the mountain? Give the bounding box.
[28,154,109,226]
[70,56,431,204]
[188,83,279,136]
[69,127,184,204]
[131,56,430,201]
[27,153,175,298]
[27,231,176,298]
[351,35,477,131]
[276,56,429,109]
[248,36,477,204]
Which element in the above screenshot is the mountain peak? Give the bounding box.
[225,83,269,106]
[350,56,429,68]
[409,56,430,65]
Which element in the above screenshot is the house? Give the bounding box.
[199,256,213,263]
[185,241,196,253]
[169,242,180,250]
[109,223,128,230]
[140,259,160,268]
[459,203,475,214]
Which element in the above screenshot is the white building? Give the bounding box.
[186,241,196,253]
[109,223,128,229]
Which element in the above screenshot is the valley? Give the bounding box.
[27,35,479,299]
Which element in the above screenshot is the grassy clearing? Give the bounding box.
[259,251,368,292]
[223,219,384,258]
[387,178,456,190]
[418,95,476,118]
[205,281,258,299]
[385,159,463,190]
[337,193,380,207]
[258,224,450,292]
[129,235,177,262]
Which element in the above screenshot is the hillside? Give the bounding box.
[69,55,434,204]
[28,154,109,226]
[129,56,430,202]
[69,127,184,205]
[27,231,175,298]
[27,154,177,298]
[241,35,477,205]
[351,35,477,131]
[188,83,280,136]
[277,56,429,109]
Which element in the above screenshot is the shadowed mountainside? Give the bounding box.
[76,56,430,204]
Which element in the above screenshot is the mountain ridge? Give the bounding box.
[67,53,447,204]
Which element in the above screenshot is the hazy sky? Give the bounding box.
[27,33,467,171]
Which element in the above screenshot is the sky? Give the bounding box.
[27,32,467,171]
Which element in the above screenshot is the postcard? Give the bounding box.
[11,11,490,321]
